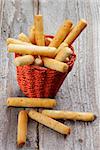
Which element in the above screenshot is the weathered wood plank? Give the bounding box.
[0,0,99,150]
[0,0,37,149]
[38,0,99,150]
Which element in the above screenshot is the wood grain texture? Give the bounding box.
[39,0,100,150]
[0,0,99,150]
[0,0,37,150]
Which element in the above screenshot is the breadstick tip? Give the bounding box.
[80,19,87,25]
[65,19,73,24]
[93,115,97,121]
[8,44,12,51]
[34,57,43,66]
[19,110,27,115]
[18,32,31,43]
[19,33,24,36]
[6,38,11,45]
[35,14,42,18]
[14,55,34,66]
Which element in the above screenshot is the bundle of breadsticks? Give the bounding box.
[7,15,87,73]
[7,97,96,147]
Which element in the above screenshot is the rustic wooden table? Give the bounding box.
[0,0,99,150]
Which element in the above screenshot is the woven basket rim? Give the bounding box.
[15,34,76,72]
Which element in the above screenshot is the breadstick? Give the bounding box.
[55,47,72,62]
[8,44,57,57]
[6,38,32,45]
[7,97,56,108]
[43,57,69,73]
[64,19,87,45]
[18,33,31,43]
[34,56,43,66]
[56,42,68,54]
[29,26,35,44]
[14,55,34,66]
[17,110,28,147]
[49,20,73,48]
[45,37,53,46]
[42,110,96,121]
[34,15,45,46]
[28,110,71,135]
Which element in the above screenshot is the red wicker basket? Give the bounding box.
[15,35,76,98]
